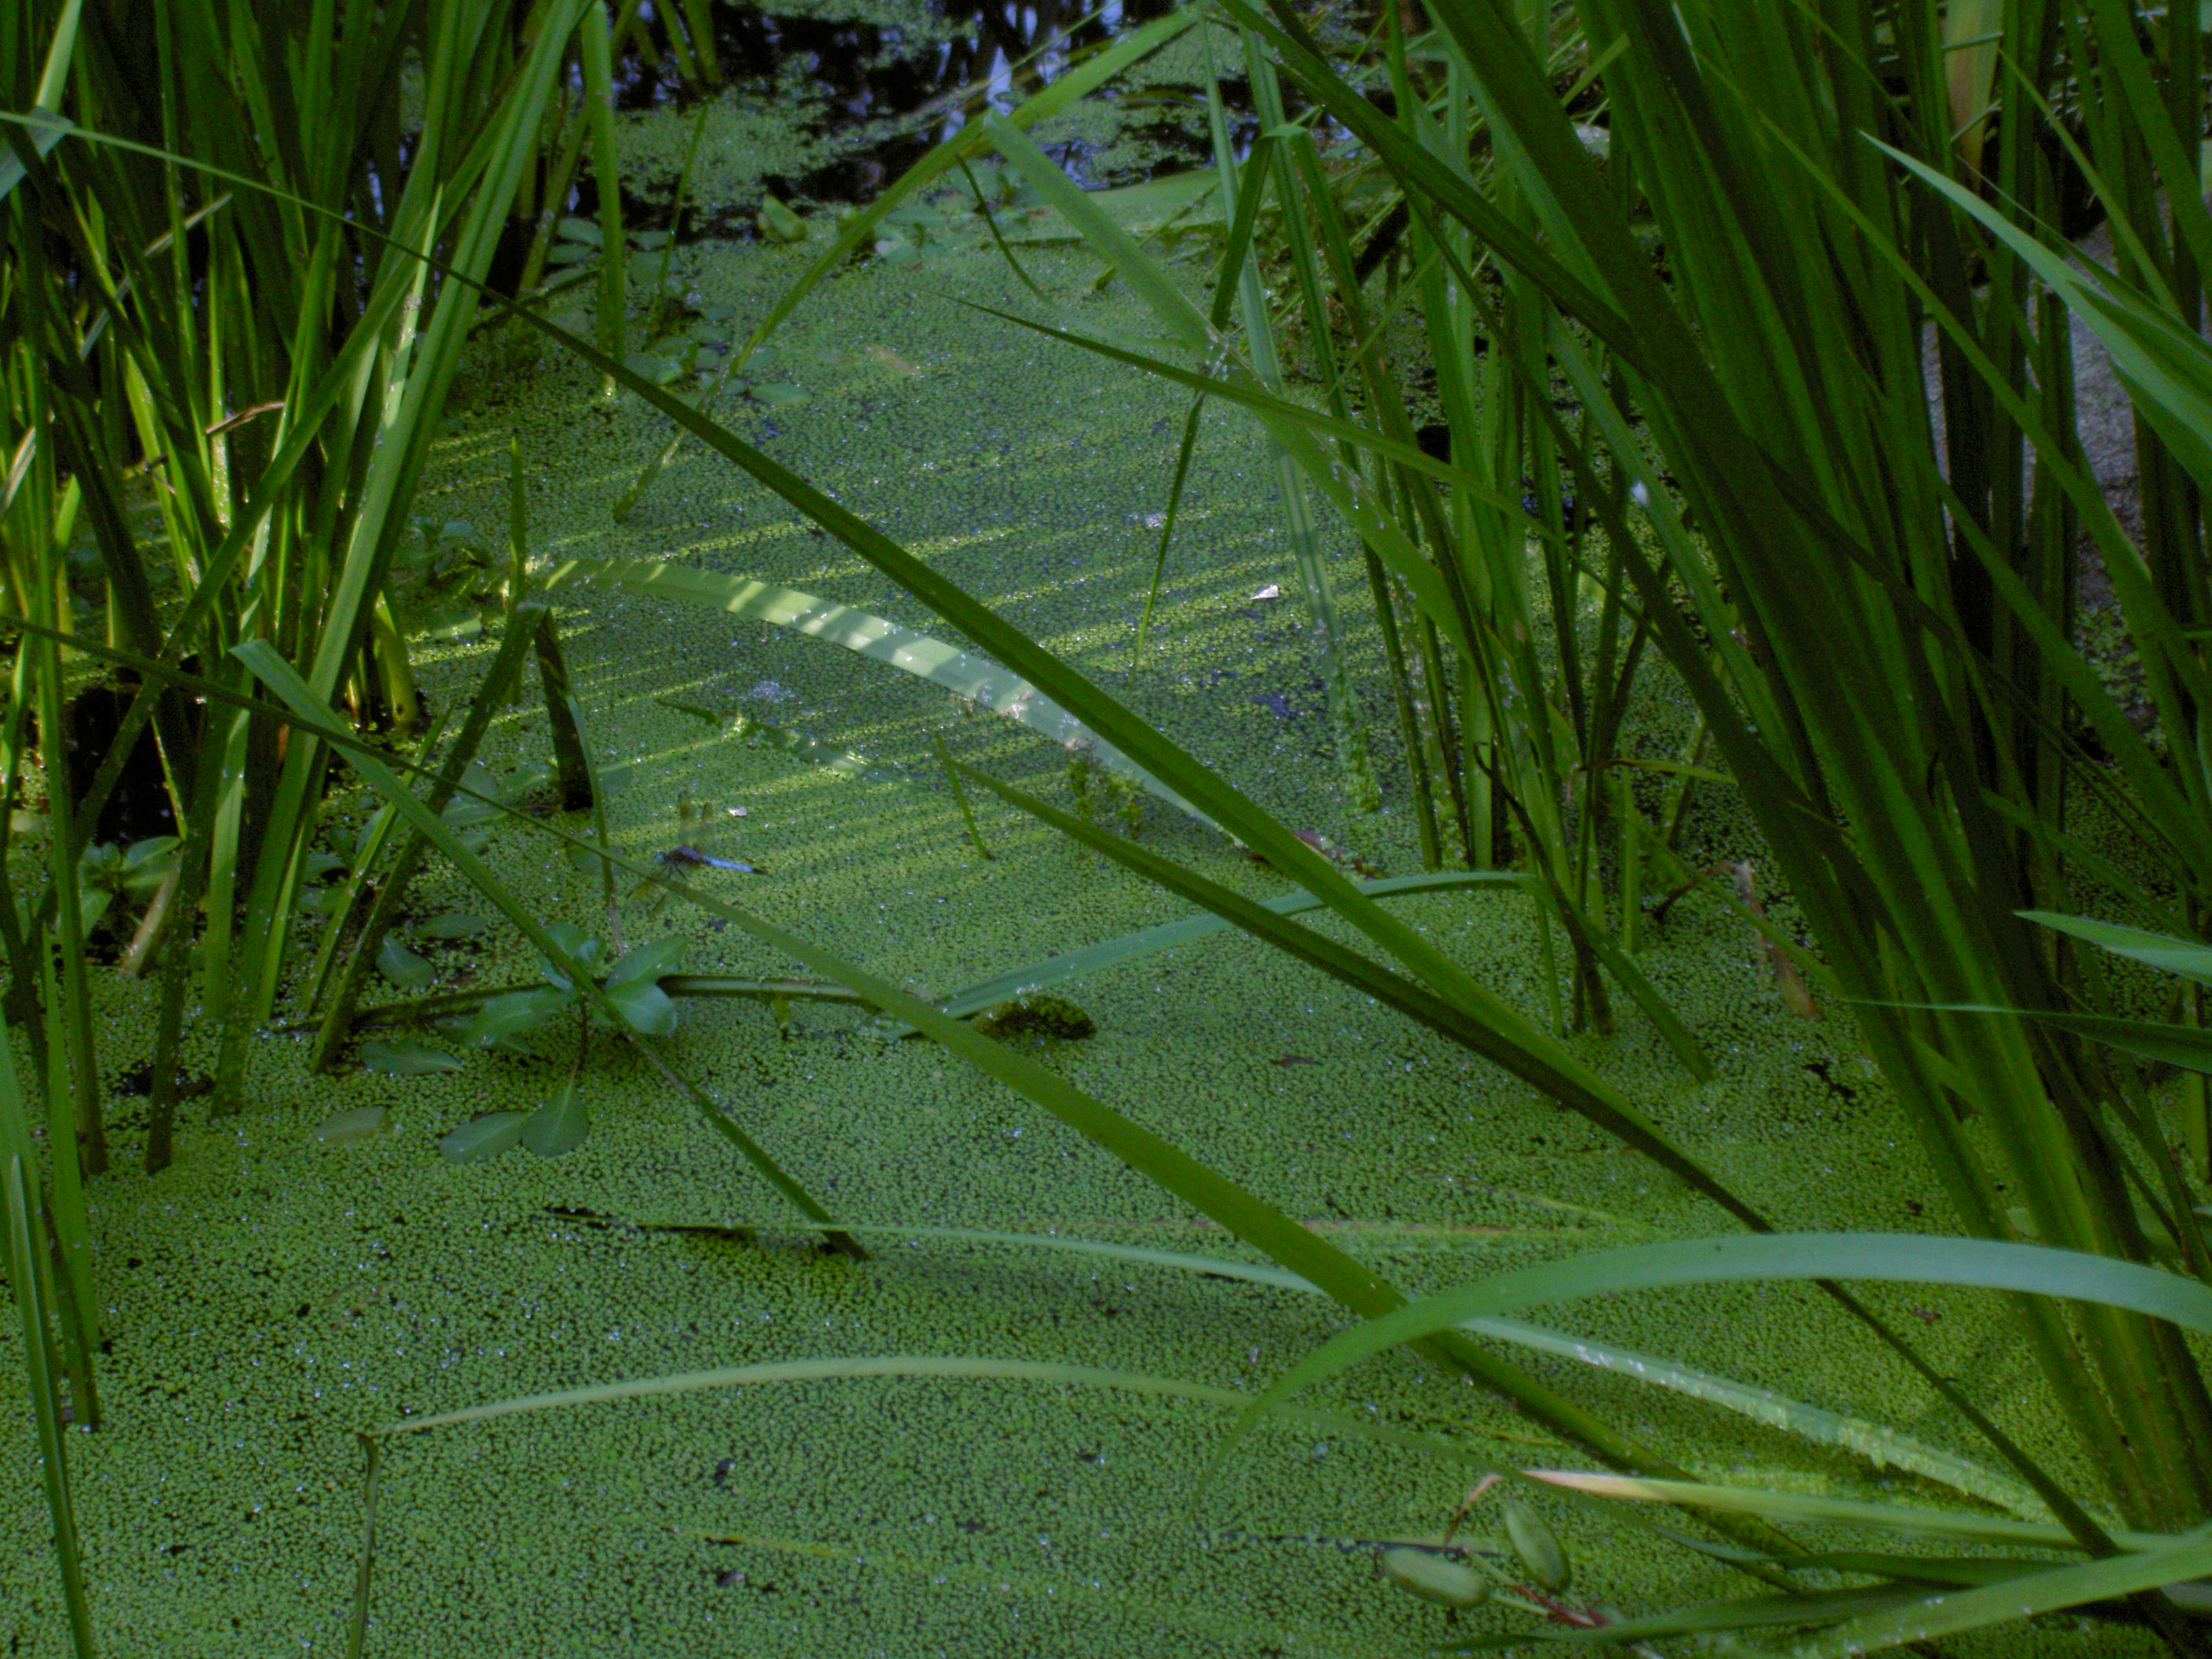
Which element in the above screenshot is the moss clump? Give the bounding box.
[972,993,1097,1046]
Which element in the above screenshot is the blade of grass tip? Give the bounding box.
[532,606,596,813]
[145,698,237,1174]
[646,105,709,339]
[1129,394,1204,680]
[2019,910,2212,988]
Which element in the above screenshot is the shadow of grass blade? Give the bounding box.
[872,870,1516,1036]
[951,753,1758,1221]
[539,556,1214,826]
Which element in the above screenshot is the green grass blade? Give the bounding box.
[1233,1235,2212,1459]
[1459,1317,2042,1516]
[2,1150,98,1657]
[2020,910,2212,988]
[1784,1533,2212,1657]
[1522,1470,2154,1554]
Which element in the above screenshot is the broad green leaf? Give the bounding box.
[538,921,602,989]
[606,977,678,1037]
[359,1038,464,1076]
[313,1105,390,1144]
[375,937,435,991]
[119,836,181,895]
[1381,1547,1488,1608]
[607,936,685,987]
[522,1085,588,1158]
[750,382,808,408]
[438,1111,527,1164]
[460,987,569,1049]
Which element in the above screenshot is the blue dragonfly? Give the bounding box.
[631,844,764,910]
[657,844,764,875]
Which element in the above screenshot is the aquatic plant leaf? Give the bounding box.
[1501,1499,1570,1591]
[537,921,602,989]
[1904,1001,2212,1079]
[438,1111,526,1164]
[1485,1578,2000,1643]
[375,938,434,991]
[236,635,853,1240]
[416,912,488,940]
[522,1086,588,1159]
[314,1105,390,1144]
[460,988,569,1049]
[607,936,684,987]
[606,977,678,1037]
[0,108,70,206]
[358,1038,463,1076]
[1381,1547,1488,1608]
[542,557,1209,826]
[119,836,181,896]
[756,196,808,244]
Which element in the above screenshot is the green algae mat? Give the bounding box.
[0,95,2182,1659]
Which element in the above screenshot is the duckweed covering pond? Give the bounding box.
[0,41,2177,1659]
